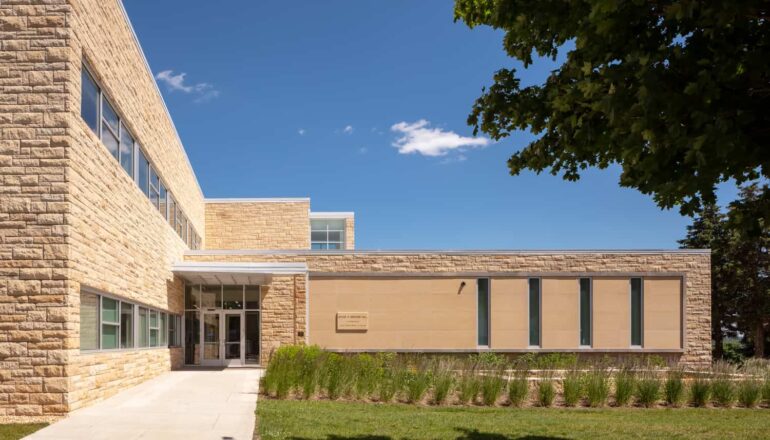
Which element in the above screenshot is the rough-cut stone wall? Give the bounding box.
[185,252,711,368]
[0,0,73,423]
[64,0,201,413]
[205,200,310,250]
[260,274,306,364]
[68,348,182,411]
[344,217,354,250]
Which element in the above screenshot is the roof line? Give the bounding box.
[205,198,311,203]
[117,0,205,199]
[186,249,711,256]
[310,211,355,218]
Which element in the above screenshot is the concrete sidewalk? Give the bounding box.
[27,368,262,440]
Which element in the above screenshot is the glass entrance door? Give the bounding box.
[199,311,244,366]
[201,312,220,366]
[223,312,244,366]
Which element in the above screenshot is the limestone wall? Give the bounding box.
[204,200,310,250]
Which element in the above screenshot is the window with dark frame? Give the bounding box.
[579,278,591,347]
[477,278,490,346]
[631,278,643,347]
[529,278,541,347]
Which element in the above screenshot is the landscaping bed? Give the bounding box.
[257,399,770,440]
[261,346,770,409]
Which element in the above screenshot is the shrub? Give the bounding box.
[585,368,610,408]
[263,345,303,399]
[537,373,556,407]
[320,353,351,400]
[737,379,763,408]
[298,346,324,399]
[689,374,711,407]
[507,369,529,407]
[480,367,507,406]
[457,370,481,405]
[431,360,455,405]
[561,369,582,407]
[404,365,432,404]
[663,369,686,407]
[711,361,737,408]
[377,362,405,403]
[350,354,381,400]
[635,370,661,408]
[613,368,635,407]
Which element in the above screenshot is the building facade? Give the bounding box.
[0,0,710,423]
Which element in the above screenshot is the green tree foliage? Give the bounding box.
[454,0,770,220]
[680,184,770,358]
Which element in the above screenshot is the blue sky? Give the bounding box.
[123,0,734,250]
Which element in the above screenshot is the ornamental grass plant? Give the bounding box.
[710,361,737,408]
[635,370,661,408]
[585,367,610,408]
[663,369,686,407]
[613,367,635,407]
[507,368,530,407]
[561,369,582,407]
[689,372,711,407]
[537,371,556,407]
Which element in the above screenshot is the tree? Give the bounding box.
[726,184,770,357]
[454,0,770,222]
[679,184,770,358]
[678,203,734,359]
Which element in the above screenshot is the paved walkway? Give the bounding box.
[27,368,262,440]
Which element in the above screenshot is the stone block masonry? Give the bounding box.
[0,0,73,423]
[205,200,311,250]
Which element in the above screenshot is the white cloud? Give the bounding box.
[155,70,219,102]
[343,125,354,134]
[298,128,306,136]
[390,119,490,157]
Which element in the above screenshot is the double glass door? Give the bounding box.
[201,311,244,366]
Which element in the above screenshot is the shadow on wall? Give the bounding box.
[287,429,570,440]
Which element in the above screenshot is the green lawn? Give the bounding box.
[0,424,47,440]
[258,399,770,440]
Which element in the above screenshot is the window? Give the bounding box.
[149,166,160,210]
[477,278,490,346]
[119,121,134,177]
[167,193,176,230]
[185,284,201,310]
[160,313,167,347]
[631,278,643,347]
[201,285,222,308]
[159,183,168,220]
[168,315,180,347]
[120,302,134,349]
[81,68,99,134]
[79,63,202,248]
[80,292,99,350]
[223,285,243,309]
[579,278,591,347]
[138,307,149,348]
[136,147,150,197]
[149,310,159,347]
[529,278,541,347]
[101,297,120,349]
[245,286,260,309]
[100,97,120,161]
[311,219,345,250]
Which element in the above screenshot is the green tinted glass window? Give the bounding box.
[580,278,591,346]
[477,279,490,346]
[529,279,540,346]
[631,278,643,346]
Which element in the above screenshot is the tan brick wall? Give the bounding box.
[0,0,73,423]
[184,251,711,368]
[205,200,310,250]
[260,274,306,364]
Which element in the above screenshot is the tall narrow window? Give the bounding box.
[100,97,120,161]
[477,278,490,346]
[149,167,161,209]
[120,302,133,349]
[136,147,150,196]
[101,297,119,349]
[579,278,591,346]
[138,307,149,348]
[167,193,176,230]
[149,310,159,347]
[81,67,99,134]
[159,183,168,220]
[119,121,134,177]
[160,313,167,347]
[631,278,643,347]
[80,291,99,350]
[529,278,541,347]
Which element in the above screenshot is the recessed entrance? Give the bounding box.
[184,284,261,367]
